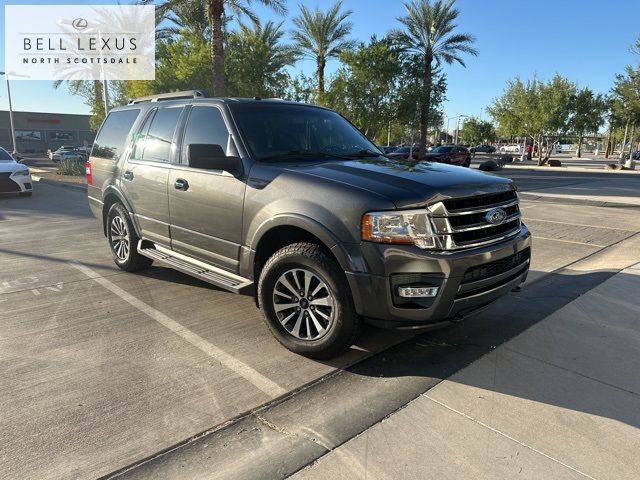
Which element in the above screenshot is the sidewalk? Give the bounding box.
[293,264,640,480]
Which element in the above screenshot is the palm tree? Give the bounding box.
[291,1,355,99]
[156,0,287,96]
[226,20,299,97]
[392,0,477,156]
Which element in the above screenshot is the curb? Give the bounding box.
[31,175,88,193]
[499,164,639,174]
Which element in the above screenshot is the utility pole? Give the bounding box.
[0,71,18,156]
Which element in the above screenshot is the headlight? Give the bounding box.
[11,169,30,177]
[361,210,437,249]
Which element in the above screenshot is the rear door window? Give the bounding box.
[130,109,156,161]
[141,107,184,163]
[92,109,140,160]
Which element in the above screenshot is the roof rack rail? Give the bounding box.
[128,90,208,105]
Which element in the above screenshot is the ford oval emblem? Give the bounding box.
[484,208,507,225]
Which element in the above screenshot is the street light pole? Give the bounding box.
[0,72,18,156]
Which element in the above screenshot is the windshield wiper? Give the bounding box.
[345,149,386,158]
[259,150,351,162]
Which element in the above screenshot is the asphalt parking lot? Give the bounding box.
[1,168,639,479]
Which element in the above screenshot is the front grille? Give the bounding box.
[462,248,530,284]
[428,190,522,250]
[443,191,517,212]
[0,173,20,192]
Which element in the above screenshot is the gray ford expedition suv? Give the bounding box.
[87,91,531,358]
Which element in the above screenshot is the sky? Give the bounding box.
[1,0,640,124]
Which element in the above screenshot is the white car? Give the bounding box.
[499,144,521,154]
[0,147,33,197]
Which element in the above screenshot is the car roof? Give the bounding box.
[110,97,329,113]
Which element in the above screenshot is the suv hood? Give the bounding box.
[283,157,514,209]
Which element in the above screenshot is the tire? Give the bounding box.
[19,192,32,197]
[106,203,152,272]
[464,157,471,167]
[258,242,361,359]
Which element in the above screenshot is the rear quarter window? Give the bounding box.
[92,109,141,161]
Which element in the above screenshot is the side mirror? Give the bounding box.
[187,144,242,176]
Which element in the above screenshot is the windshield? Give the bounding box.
[230,103,380,161]
[431,146,454,153]
[0,149,14,161]
[393,147,410,153]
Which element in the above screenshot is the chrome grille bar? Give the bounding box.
[427,190,522,250]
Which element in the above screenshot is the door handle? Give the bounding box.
[174,178,189,191]
[123,170,134,181]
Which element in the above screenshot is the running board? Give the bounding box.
[137,242,254,294]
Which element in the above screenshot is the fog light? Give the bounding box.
[397,286,439,298]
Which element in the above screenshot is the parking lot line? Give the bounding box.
[69,261,287,399]
[531,235,606,247]
[522,217,632,232]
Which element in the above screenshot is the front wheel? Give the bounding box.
[258,242,361,359]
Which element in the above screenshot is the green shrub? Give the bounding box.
[56,159,86,176]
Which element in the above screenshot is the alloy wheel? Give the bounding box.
[272,268,335,340]
[110,215,130,261]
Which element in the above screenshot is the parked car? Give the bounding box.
[0,147,33,196]
[470,144,496,153]
[424,145,472,167]
[87,92,531,358]
[381,146,397,154]
[387,146,420,160]
[499,144,521,154]
[52,146,87,163]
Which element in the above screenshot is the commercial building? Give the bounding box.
[0,110,94,154]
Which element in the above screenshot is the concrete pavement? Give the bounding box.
[293,263,640,480]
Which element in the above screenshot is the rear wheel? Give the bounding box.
[106,203,152,272]
[258,242,361,358]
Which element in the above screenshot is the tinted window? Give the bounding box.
[92,109,140,160]
[182,107,230,163]
[0,148,14,161]
[142,107,183,162]
[431,146,454,153]
[130,109,156,160]
[230,104,378,161]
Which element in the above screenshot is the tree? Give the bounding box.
[391,0,477,156]
[226,20,298,97]
[124,28,213,99]
[291,1,355,99]
[571,87,607,158]
[611,66,640,157]
[459,117,496,149]
[283,72,317,104]
[54,81,106,131]
[325,37,401,142]
[395,58,447,145]
[488,75,576,165]
[157,0,286,96]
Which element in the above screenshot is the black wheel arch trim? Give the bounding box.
[242,214,365,279]
[101,185,142,238]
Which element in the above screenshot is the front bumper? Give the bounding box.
[345,225,531,328]
[0,171,33,194]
